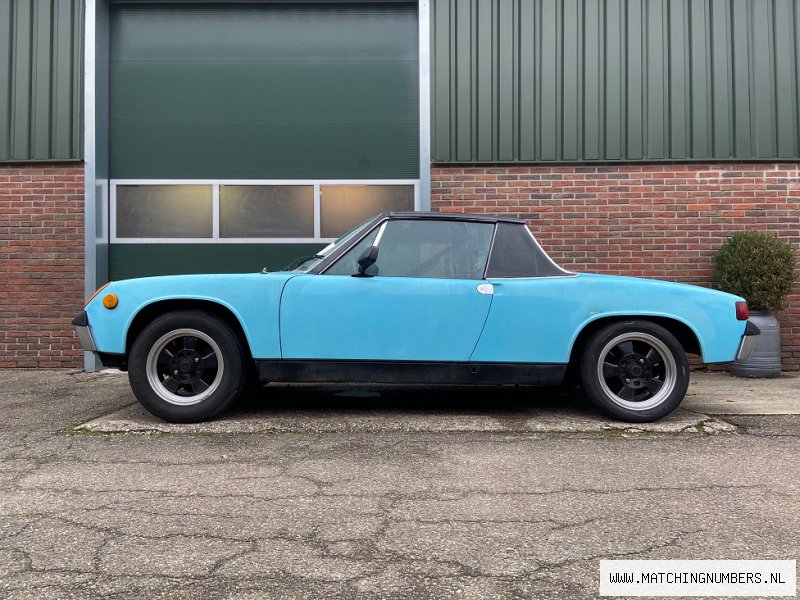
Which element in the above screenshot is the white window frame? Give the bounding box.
[110,179,421,244]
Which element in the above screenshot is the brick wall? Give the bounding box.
[432,163,800,370]
[0,163,85,368]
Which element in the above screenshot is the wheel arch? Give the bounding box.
[568,315,703,367]
[125,299,254,360]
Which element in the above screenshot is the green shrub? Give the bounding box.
[714,231,796,312]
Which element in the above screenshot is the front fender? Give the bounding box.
[83,273,297,359]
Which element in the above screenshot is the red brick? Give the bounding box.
[0,163,84,368]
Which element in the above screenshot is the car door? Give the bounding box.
[279,218,495,362]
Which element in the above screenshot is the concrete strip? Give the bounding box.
[682,372,800,415]
[78,376,733,435]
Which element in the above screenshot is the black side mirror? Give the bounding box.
[353,245,379,277]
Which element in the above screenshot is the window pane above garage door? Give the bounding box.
[116,185,213,239]
[109,2,419,179]
[220,185,314,239]
[320,184,415,238]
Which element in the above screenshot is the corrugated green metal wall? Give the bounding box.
[0,0,83,162]
[432,0,800,162]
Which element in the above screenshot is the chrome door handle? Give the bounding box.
[476,283,494,295]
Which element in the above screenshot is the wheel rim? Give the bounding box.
[145,328,224,406]
[596,332,677,411]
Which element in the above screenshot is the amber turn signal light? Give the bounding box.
[102,294,119,309]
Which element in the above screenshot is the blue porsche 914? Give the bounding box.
[73,212,759,423]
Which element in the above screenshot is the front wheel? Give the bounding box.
[128,310,247,423]
[579,320,689,422]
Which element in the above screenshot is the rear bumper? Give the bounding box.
[736,320,761,361]
[71,311,97,352]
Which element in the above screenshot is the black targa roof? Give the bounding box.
[383,212,569,278]
[312,211,570,278]
[385,211,526,225]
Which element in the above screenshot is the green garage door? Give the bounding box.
[108,1,419,279]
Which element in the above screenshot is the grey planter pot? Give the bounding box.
[729,311,782,378]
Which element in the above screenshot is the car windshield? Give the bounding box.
[282,217,377,272]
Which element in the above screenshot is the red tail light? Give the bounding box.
[735,301,749,321]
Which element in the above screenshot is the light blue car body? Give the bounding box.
[84,269,746,366]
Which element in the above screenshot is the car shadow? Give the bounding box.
[230,382,596,419]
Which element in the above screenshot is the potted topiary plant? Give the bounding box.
[714,231,796,377]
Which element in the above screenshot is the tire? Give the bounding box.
[579,320,689,422]
[128,310,248,423]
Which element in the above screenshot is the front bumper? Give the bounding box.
[736,320,761,361]
[72,311,97,351]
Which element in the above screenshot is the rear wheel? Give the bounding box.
[579,320,689,422]
[128,310,247,422]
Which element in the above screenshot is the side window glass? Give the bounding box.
[327,219,494,279]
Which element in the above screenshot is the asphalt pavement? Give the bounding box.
[0,369,797,599]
